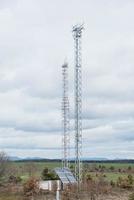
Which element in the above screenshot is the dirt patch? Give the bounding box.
[97,192,130,200]
[61,189,131,200]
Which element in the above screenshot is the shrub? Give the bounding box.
[109,166,114,171]
[41,168,58,180]
[0,151,9,179]
[86,173,93,181]
[103,174,106,178]
[117,176,133,189]
[128,166,132,171]
[110,180,115,187]
[23,177,39,197]
[8,175,22,183]
[129,193,134,200]
[118,168,121,173]
[102,165,106,170]
[70,164,74,169]
[128,174,134,185]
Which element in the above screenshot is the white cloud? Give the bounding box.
[0,0,134,158]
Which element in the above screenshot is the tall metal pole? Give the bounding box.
[62,63,70,168]
[72,24,83,184]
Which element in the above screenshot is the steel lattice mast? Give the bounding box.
[72,24,83,184]
[62,63,70,168]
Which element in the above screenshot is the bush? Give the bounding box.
[23,177,39,197]
[110,180,115,187]
[128,174,133,185]
[0,151,9,179]
[41,168,58,180]
[8,175,22,183]
[109,166,114,171]
[70,164,75,173]
[86,173,92,181]
[129,193,134,200]
[118,168,121,173]
[117,176,133,189]
[128,166,132,171]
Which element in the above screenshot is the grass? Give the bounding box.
[89,172,134,182]
[0,193,23,200]
[104,172,128,182]
[15,161,134,170]
[12,161,61,181]
[96,163,134,169]
[9,161,134,182]
[86,162,134,169]
[1,162,134,200]
[14,161,61,170]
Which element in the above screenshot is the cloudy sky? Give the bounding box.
[0,0,134,159]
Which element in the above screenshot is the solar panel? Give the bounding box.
[55,168,77,184]
[55,168,69,184]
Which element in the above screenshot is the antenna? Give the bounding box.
[72,24,84,184]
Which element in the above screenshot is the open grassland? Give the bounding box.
[91,162,134,169]
[11,161,61,180]
[14,161,61,169]
[0,192,132,200]
[89,171,132,180]
[1,161,134,200]
[14,161,134,169]
[84,162,134,185]
[11,161,134,183]
[0,193,22,200]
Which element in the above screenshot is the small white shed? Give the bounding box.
[39,180,61,191]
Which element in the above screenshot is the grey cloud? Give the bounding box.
[0,0,134,158]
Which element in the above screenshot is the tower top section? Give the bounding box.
[72,24,84,38]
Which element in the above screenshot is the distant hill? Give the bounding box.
[10,156,108,161]
[10,156,22,161]
[82,157,108,161]
[10,156,134,163]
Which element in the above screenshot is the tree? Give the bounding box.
[0,151,9,179]
[41,168,58,180]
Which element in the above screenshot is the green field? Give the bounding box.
[11,161,61,181]
[13,161,134,172]
[89,172,134,182]
[14,161,134,168]
[0,193,22,200]
[14,161,61,170]
[84,162,134,183]
[1,161,134,200]
[11,161,134,182]
[90,162,134,169]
